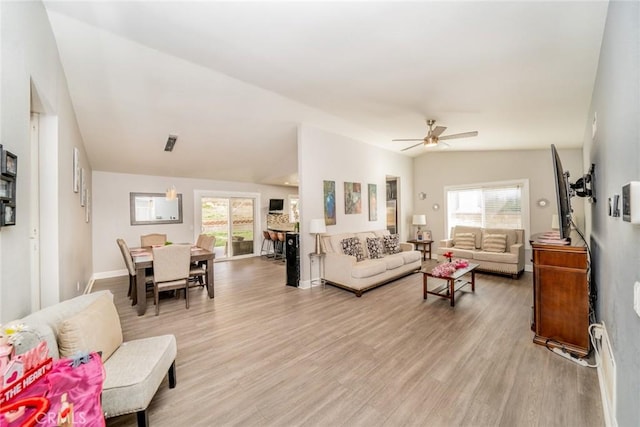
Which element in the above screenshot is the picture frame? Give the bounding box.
[80,168,86,206]
[423,230,432,241]
[368,183,377,221]
[344,182,362,214]
[73,147,80,193]
[1,149,17,177]
[323,180,336,225]
[85,189,91,223]
[0,176,14,200]
[1,202,15,226]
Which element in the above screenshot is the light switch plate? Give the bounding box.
[634,282,640,318]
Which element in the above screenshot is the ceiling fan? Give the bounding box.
[394,119,478,151]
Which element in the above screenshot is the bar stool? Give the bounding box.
[274,232,286,262]
[261,230,274,257]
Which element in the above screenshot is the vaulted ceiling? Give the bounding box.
[43,1,608,186]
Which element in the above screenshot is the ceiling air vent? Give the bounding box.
[164,134,178,152]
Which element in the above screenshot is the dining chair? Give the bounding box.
[151,244,192,316]
[189,234,216,287]
[116,238,153,305]
[141,233,167,247]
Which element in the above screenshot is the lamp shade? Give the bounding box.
[309,219,327,234]
[412,214,427,226]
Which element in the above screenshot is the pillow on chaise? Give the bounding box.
[366,237,385,259]
[453,233,476,250]
[341,237,365,261]
[483,233,507,253]
[382,234,401,254]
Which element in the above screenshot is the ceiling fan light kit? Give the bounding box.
[394,119,478,151]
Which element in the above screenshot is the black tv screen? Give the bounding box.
[269,199,284,212]
[551,144,572,240]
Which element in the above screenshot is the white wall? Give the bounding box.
[1,1,92,321]
[298,125,414,286]
[412,148,585,267]
[583,1,640,425]
[92,171,294,275]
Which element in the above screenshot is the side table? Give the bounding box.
[309,252,325,287]
[407,239,433,261]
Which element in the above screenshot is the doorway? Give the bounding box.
[196,192,259,260]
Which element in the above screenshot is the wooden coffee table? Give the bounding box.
[422,262,479,307]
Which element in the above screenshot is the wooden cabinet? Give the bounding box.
[530,236,590,356]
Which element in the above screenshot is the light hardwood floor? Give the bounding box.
[96,257,603,427]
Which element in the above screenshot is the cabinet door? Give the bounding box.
[535,265,589,350]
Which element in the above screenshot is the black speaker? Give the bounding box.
[285,232,300,287]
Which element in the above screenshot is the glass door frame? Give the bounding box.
[193,190,262,260]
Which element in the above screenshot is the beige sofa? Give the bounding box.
[7,291,176,426]
[320,230,422,296]
[436,226,525,278]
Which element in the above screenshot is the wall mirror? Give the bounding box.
[130,192,183,225]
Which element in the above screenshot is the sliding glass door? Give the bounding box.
[197,193,258,260]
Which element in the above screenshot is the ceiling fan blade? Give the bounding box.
[393,138,423,142]
[401,142,424,151]
[438,131,479,141]
[431,126,447,137]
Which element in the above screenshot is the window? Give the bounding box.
[445,180,529,232]
[288,195,299,223]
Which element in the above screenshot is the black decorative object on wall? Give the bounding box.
[0,144,17,227]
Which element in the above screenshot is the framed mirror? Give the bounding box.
[130,192,183,225]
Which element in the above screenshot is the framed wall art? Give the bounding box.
[323,180,336,225]
[368,183,377,221]
[73,147,80,193]
[344,182,362,214]
[1,202,15,226]
[1,149,17,177]
[0,176,14,200]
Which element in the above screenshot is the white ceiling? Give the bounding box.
[43,1,608,186]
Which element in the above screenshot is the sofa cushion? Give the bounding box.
[327,233,354,254]
[441,248,476,259]
[366,237,385,259]
[356,232,377,258]
[341,237,365,261]
[382,234,401,254]
[351,259,387,279]
[473,250,518,264]
[452,226,482,248]
[483,228,518,248]
[482,233,507,253]
[453,233,476,250]
[373,229,391,238]
[57,293,123,361]
[383,254,405,270]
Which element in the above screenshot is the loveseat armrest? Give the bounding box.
[510,243,525,271]
[400,242,413,252]
[324,252,357,284]
[440,239,453,248]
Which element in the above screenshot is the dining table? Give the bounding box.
[130,245,215,316]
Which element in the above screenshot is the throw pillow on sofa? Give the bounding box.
[366,237,385,259]
[341,237,365,261]
[482,233,507,253]
[382,234,401,254]
[454,233,476,250]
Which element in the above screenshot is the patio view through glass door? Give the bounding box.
[200,196,256,260]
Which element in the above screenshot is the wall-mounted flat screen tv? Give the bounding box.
[551,144,572,241]
[269,199,284,212]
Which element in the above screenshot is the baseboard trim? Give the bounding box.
[93,269,128,280]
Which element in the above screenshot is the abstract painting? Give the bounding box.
[323,180,336,225]
[344,182,362,214]
[368,183,377,221]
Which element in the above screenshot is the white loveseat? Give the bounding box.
[436,226,525,278]
[320,230,422,296]
[7,290,176,426]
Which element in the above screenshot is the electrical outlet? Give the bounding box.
[634,282,640,318]
[591,323,603,340]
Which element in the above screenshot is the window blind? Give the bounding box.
[447,184,523,229]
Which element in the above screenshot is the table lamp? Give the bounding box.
[309,219,327,254]
[412,214,426,240]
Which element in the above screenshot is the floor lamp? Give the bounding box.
[309,219,327,254]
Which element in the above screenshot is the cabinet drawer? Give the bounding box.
[533,249,587,269]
